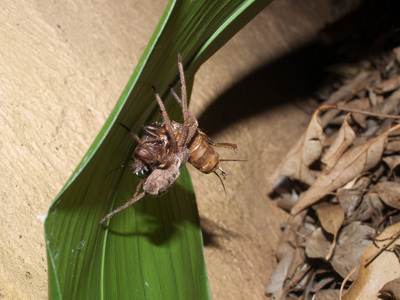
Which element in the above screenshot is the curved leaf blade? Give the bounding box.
[45,0,273,299]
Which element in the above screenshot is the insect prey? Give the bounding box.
[100,53,238,224]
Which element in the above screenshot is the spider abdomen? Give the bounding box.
[143,148,190,195]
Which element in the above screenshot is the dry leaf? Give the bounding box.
[337,177,370,216]
[368,88,384,107]
[276,211,307,260]
[330,222,373,281]
[373,77,400,94]
[344,192,384,225]
[342,222,400,300]
[271,109,325,186]
[314,289,341,300]
[386,137,400,154]
[310,271,335,293]
[276,189,299,211]
[347,98,371,128]
[314,203,345,236]
[274,176,299,211]
[267,46,400,300]
[337,188,364,217]
[320,71,381,128]
[314,203,345,260]
[305,227,332,259]
[394,245,400,262]
[266,248,308,299]
[324,71,377,105]
[286,248,307,283]
[379,278,400,299]
[265,251,294,296]
[322,114,356,173]
[383,155,400,177]
[291,131,388,215]
[373,89,400,116]
[287,255,310,292]
[373,181,400,209]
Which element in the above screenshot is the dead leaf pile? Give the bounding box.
[266,46,400,299]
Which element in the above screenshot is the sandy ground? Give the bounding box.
[0,0,332,298]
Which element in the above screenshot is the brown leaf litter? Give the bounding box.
[266,46,400,299]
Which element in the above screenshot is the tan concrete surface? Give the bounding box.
[0,0,331,298]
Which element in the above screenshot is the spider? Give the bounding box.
[100,53,237,224]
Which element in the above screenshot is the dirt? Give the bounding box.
[0,0,333,299]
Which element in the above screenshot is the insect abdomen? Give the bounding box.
[188,132,219,174]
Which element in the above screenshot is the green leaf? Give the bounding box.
[45,0,273,299]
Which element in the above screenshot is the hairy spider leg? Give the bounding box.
[100,178,147,224]
[176,53,191,148]
[120,123,144,144]
[120,123,166,162]
[169,86,198,143]
[152,86,178,153]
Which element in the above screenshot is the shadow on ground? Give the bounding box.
[198,0,400,137]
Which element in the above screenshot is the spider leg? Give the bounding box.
[119,123,167,168]
[152,86,178,152]
[120,123,143,145]
[176,53,191,148]
[170,87,197,123]
[186,116,198,144]
[120,123,165,161]
[100,178,146,224]
[170,85,198,143]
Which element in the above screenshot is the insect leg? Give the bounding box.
[209,142,238,152]
[197,129,238,152]
[213,170,227,197]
